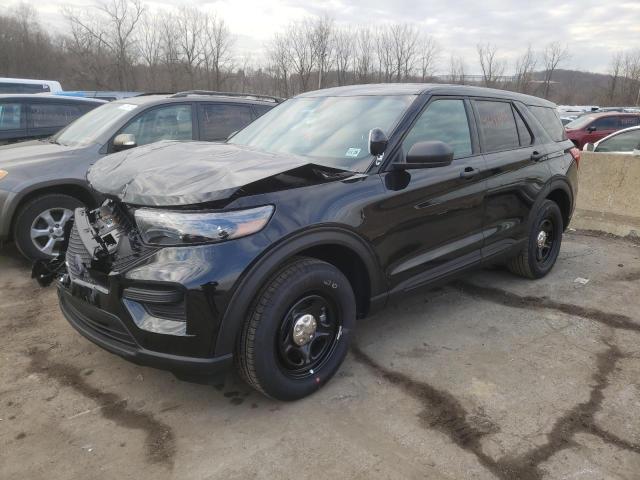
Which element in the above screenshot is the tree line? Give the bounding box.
[1,0,639,106]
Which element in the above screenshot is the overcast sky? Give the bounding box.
[2,0,639,74]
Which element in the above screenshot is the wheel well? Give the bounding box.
[546,188,571,229]
[298,244,371,318]
[10,185,96,236]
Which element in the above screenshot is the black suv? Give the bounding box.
[0,94,105,145]
[0,91,278,260]
[41,84,579,401]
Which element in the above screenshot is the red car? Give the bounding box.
[565,112,640,149]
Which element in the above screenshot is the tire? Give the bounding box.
[236,256,356,401]
[508,199,563,279]
[13,193,83,261]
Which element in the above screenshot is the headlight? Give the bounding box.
[134,205,274,246]
[0,170,7,181]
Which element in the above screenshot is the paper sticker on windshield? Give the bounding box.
[345,148,361,158]
[118,104,137,111]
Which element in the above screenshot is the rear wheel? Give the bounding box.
[13,194,83,260]
[508,199,563,279]
[236,257,356,400]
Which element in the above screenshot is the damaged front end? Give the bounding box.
[31,199,152,288]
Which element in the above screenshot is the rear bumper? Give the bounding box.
[58,284,233,374]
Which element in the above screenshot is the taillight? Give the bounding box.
[569,147,581,169]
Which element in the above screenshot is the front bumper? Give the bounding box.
[58,282,233,374]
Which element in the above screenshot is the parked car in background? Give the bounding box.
[0,77,63,94]
[584,126,640,155]
[54,91,143,102]
[38,84,579,400]
[0,95,105,145]
[565,112,640,149]
[0,91,279,260]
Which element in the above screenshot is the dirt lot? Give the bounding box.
[1,231,639,480]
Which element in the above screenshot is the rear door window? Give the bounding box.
[475,100,520,152]
[619,116,640,129]
[253,104,273,118]
[528,106,566,142]
[199,103,255,141]
[0,103,24,131]
[120,104,193,146]
[402,98,472,159]
[29,103,85,129]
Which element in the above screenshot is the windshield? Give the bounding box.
[229,95,415,172]
[565,115,594,130]
[52,102,139,147]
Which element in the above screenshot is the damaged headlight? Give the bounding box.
[134,205,274,246]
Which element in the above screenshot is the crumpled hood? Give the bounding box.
[87,141,350,206]
[0,140,85,169]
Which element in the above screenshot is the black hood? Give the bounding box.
[87,141,353,206]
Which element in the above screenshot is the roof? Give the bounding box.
[0,94,105,104]
[112,92,280,106]
[297,83,557,108]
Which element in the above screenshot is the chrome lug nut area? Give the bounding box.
[292,314,317,346]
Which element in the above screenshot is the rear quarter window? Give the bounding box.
[529,106,567,142]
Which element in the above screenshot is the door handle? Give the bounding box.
[531,150,545,162]
[460,167,479,179]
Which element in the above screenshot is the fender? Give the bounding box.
[0,179,100,239]
[213,226,387,356]
[531,175,575,230]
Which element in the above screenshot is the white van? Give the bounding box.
[0,77,63,94]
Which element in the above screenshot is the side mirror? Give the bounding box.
[584,143,595,152]
[587,126,597,133]
[394,141,454,170]
[113,133,137,151]
[368,128,388,157]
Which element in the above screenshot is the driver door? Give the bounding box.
[374,97,487,293]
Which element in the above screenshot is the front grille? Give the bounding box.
[66,222,93,279]
[60,290,136,347]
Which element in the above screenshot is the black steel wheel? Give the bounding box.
[277,294,341,378]
[508,199,563,279]
[236,257,356,401]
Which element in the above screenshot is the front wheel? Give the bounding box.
[13,194,83,260]
[236,257,356,400]
[508,199,563,279]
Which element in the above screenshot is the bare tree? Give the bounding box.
[354,27,374,83]
[542,41,570,98]
[418,35,438,82]
[448,54,466,84]
[64,0,144,90]
[202,13,235,90]
[477,43,505,88]
[267,33,293,97]
[310,14,334,89]
[607,52,623,104]
[176,6,205,88]
[334,28,354,86]
[286,20,316,93]
[389,24,420,81]
[137,11,162,89]
[375,28,394,82]
[513,45,537,94]
[158,11,181,91]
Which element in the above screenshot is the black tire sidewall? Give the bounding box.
[527,200,563,278]
[14,194,83,260]
[251,261,356,401]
